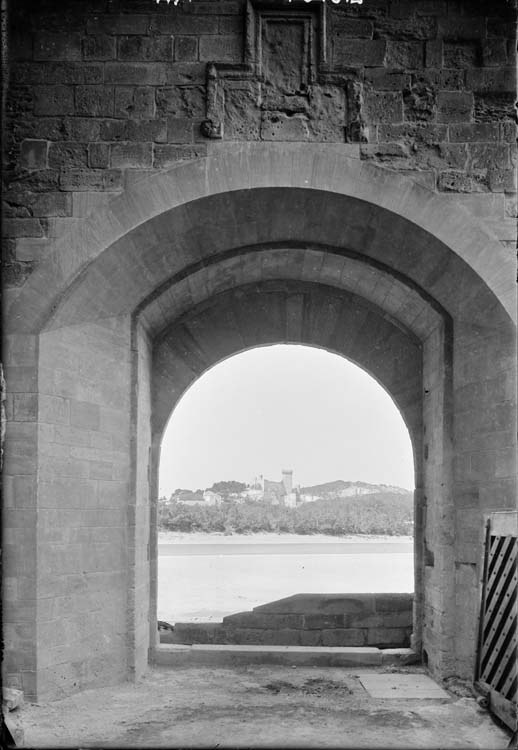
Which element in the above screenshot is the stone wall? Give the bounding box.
[3,0,516,291]
[164,594,414,649]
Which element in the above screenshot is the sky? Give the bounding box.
[158,344,415,496]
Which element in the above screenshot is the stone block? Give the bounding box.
[149,15,219,36]
[127,119,167,143]
[468,143,510,170]
[165,63,206,85]
[89,461,113,480]
[20,140,48,170]
[199,35,242,62]
[13,394,38,422]
[267,629,305,646]
[475,92,515,123]
[75,86,115,117]
[437,171,473,193]
[190,2,240,14]
[367,627,410,646]
[64,118,101,142]
[4,335,37,367]
[114,86,155,118]
[155,86,205,117]
[444,41,480,69]
[88,143,110,169]
[167,117,193,143]
[219,15,243,34]
[175,37,199,62]
[83,35,116,61]
[260,112,310,141]
[105,63,167,86]
[4,365,38,393]
[488,168,516,193]
[110,143,153,168]
[223,613,304,630]
[2,687,24,711]
[332,39,386,68]
[374,594,413,612]
[487,19,515,37]
[333,17,373,38]
[438,143,469,168]
[153,144,207,168]
[321,629,366,647]
[438,16,486,40]
[467,68,515,93]
[425,41,442,68]
[365,68,410,91]
[482,38,510,67]
[39,395,69,425]
[34,85,74,116]
[438,69,465,91]
[29,193,71,218]
[100,119,126,141]
[377,122,447,145]
[495,447,517,479]
[117,36,173,62]
[59,169,123,191]
[437,91,473,123]
[87,14,150,36]
[2,218,45,239]
[255,594,376,616]
[33,33,82,61]
[386,41,424,69]
[303,614,346,630]
[403,80,436,122]
[448,123,500,143]
[36,62,103,85]
[364,91,403,123]
[48,143,88,169]
[70,400,100,431]
[299,630,322,647]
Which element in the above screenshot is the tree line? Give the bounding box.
[157,492,413,536]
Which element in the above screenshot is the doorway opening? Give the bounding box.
[156,344,415,639]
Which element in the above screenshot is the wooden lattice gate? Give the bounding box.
[475,511,517,732]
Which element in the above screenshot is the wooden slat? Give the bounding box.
[499,648,518,699]
[482,614,517,687]
[482,542,516,635]
[484,537,515,609]
[475,514,518,733]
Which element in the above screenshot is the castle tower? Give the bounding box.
[282,469,293,495]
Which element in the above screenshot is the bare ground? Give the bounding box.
[17,664,511,749]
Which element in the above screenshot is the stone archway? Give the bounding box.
[4,144,516,700]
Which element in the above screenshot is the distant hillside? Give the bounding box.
[300,480,411,497]
[158,490,414,536]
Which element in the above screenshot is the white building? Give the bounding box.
[202,490,223,506]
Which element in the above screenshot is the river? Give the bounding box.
[157,533,414,624]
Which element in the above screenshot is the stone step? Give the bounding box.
[152,644,418,669]
[252,593,413,615]
[163,594,414,649]
[222,610,412,630]
[163,621,412,648]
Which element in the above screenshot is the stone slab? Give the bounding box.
[152,644,383,668]
[357,672,450,700]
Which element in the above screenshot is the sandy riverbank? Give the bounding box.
[158,531,413,545]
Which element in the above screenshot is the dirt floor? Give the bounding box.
[14,664,512,749]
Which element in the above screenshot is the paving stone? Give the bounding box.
[357,672,450,699]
